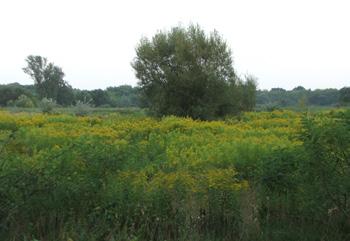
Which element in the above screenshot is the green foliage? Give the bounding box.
[339,87,350,105]
[132,24,256,119]
[237,75,257,111]
[256,87,340,109]
[73,86,141,108]
[89,89,109,107]
[0,110,349,240]
[0,110,298,241]
[2,82,348,111]
[23,55,74,106]
[299,111,350,226]
[9,94,35,108]
[40,98,57,114]
[0,83,35,106]
[73,100,93,116]
[57,84,75,106]
[74,89,93,104]
[251,110,350,241]
[106,85,141,107]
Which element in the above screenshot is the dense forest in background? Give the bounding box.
[1,82,349,110]
[0,83,140,108]
[257,86,350,109]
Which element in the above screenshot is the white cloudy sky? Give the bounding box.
[0,0,349,90]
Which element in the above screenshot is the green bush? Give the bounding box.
[40,98,57,114]
[73,100,93,116]
[7,94,35,108]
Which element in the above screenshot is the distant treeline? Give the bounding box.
[257,86,350,109]
[0,83,140,108]
[1,83,349,109]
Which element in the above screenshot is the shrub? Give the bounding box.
[6,94,35,108]
[14,94,35,108]
[73,100,93,116]
[40,98,57,114]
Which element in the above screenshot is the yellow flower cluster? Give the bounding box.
[0,110,302,198]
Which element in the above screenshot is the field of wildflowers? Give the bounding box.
[0,110,348,241]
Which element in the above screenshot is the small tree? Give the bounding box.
[239,75,257,111]
[132,24,256,119]
[23,55,73,105]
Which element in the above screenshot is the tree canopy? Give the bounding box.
[23,55,74,105]
[131,24,256,120]
[339,87,350,105]
[256,87,342,109]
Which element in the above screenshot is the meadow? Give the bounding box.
[0,109,349,241]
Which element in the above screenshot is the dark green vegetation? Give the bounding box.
[0,83,140,109]
[1,81,349,114]
[257,86,350,110]
[0,55,140,109]
[132,25,256,119]
[0,83,36,107]
[23,55,75,106]
[0,110,349,241]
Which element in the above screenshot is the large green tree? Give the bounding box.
[23,55,74,105]
[131,24,256,119]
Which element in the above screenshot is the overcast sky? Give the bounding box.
[0,0,349,90]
